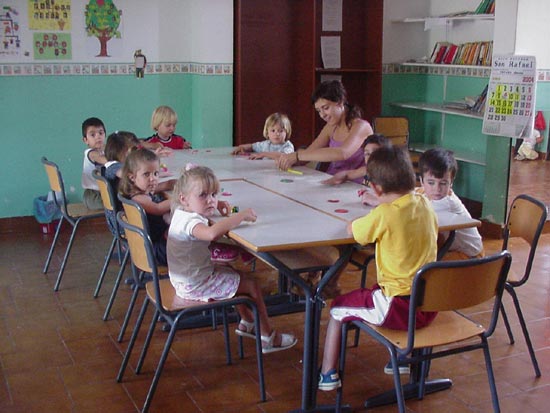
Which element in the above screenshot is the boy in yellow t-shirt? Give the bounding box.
[318,146,438,391]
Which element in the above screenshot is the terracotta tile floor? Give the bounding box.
[1,222,549,413]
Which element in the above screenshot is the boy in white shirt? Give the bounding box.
[417,148,483,259]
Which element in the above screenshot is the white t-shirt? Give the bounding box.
[430,191,483,257]
[251,140,294,154]
[167,209,214,284]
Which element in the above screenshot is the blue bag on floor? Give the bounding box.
[33,194,61,223]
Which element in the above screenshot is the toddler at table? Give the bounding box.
[417,148,483,259]
[144,105,192,150]
[167,165,297,353]
[232,112,295,160]
[318,146,438,391]
[119,147,174,265]
[81,117,107,210]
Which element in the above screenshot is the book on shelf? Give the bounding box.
[427,41,492,66]
[474,0,495,15]
[472,84,488,113]
[430,41,450,63]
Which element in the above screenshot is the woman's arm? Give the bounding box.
[132,193,171,216]
[277,119,373,169]
[191,208,257,241]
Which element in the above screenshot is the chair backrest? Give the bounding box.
[372,116,409,148]
[41,156,69,214]
[117,211,165,310]
[118,193,150,233]
[94,170,117,213]
[405,251,511,349]
[503,194,547,282]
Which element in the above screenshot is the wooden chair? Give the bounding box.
[41,157,103,291]
[115,212,266,413]
[336,251,512,413]
[115,194,169,343]
[500,194,547,377]
[92,171,133,324]
[93,170,125,298]
[372,116,409,148]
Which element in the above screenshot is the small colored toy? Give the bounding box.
[160,163,168,172]
[231,206,240,214]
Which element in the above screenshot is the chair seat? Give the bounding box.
[146,278,240,313]
[67,202,103,218]
[365,310,485,350]
[270,246,338,270]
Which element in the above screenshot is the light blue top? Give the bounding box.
[251,140,295,154]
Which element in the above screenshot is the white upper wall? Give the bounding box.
[3,0,233,63]
[382,0,519,65]
[515,0,550,69]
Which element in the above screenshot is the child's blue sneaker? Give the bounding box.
[318,368,341,391]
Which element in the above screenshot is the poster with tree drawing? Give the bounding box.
[85,0,121,57]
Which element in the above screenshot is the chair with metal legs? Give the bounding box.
[336,251,512,413]
[115,194,169,343]
[93,170,125,299]
[41,157,103,291]
[500,194,547,377]
[116,212,266,413]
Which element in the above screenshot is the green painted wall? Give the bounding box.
[381,72,509,223]
[0,73,233,218]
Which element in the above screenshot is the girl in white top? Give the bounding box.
[232,112,294,160]
[167,165,297,353]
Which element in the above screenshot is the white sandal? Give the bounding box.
[234,319,256,339]
[261,330,297,354]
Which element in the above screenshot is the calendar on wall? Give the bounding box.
[482,55,537,138]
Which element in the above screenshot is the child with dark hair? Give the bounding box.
[81,117,107,210]
[417,148,483,259]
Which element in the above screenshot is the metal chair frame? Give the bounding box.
[336,251,512,413]
[116,212,266,412]
[41,157,103,291]
[500,194,547,377]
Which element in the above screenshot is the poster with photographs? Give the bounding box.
[28,0,71,31]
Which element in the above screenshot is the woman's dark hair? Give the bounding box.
[311,80,362,128]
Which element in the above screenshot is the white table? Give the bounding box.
[162,148,481,412]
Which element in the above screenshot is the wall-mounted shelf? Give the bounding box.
[392,14,494,24]
[391,102,484,120]
[408,142,486,166]
[400,62,491,69]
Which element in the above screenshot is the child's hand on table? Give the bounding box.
[321,170,347,185]
[217,200,231,216]
[238,208,257,223]
[154,146,173,157]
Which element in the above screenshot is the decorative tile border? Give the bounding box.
[0,62,233,76]
[383,63,550,82]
